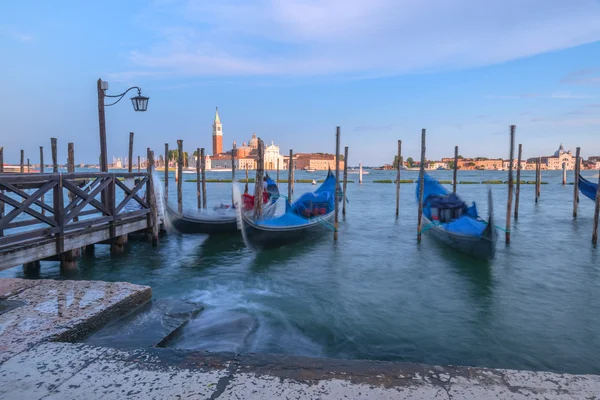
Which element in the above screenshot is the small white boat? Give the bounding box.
[348,169,370,175]
[312,179,316,185]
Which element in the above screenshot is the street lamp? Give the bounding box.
[97,78,150,173]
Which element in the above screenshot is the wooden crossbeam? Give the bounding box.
[63,177,112,223]
[0,181,55,214]
[0,181,58,231]
[62,178,110,216]
[114,177,149,213]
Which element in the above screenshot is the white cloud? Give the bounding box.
[121,0,600,77]
[0,25,33,42]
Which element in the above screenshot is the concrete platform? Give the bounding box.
[1,342,600,399]
[0,278,151,363]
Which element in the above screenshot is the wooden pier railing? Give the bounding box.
[0,172,158,271]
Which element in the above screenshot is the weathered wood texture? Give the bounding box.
[253,138,265,219]
[288,149,293,202]
[506,125,515,244]
[164,143,169,200]
[343,146,348,216]
[197,147,201,209]
[593,171,600,245]
[334,127,340,241]
[0,171,155,270]
[453,146,458,193]
[177,140,183,214]
[396,140,401,215]
[128,132,134,173]
[574,147,581,218]
[201,148,207,210]
[417,129,426,242]
[514,144,522,220]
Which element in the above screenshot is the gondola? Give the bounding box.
[239,170,340,250]
[416,173,497,259]
[166,174,279,234]
[578,175,598,202]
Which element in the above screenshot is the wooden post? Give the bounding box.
[201,148,207,210]
[20,150,24,173]
[396,140,401,216]
[514,144,522,220]
[288,149,293,203]
[39,146,44,173]
[593,171,600,245]
[197,147,201,209]
[417,129,426,242]
[574,147,581,218]
[97,78,108,173]
[359,162,363,184]
[245,164,249,194]
[177,140,183,214]
[164,143,169,200]
[535,158,540,204]
[453,146,458,193]
[51,138,58,172]
[334,127,341,241]
[343,146,348,216]
[128,132,134,173]
[146,148,159,246]
[276,158,280,183]
[562,162,567,185]
[253,138,264,219]
[67,143,74,173]
[27,158,30,173]
[506,125,515,244]
[536,157,542,198]
[137,156,140,172]
[231,142,236,204]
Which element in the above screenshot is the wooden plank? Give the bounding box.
[0,181,55,214]
[114,177,149,213]
[62,178,110,215]
[63,177,112,223]
[5,219,48,230]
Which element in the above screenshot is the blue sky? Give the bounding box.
[1,0,600,166]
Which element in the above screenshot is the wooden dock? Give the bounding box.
[0,171,159,271]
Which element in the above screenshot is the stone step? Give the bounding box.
[82,298,203,349]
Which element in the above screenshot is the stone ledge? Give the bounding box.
[0,278,151,363]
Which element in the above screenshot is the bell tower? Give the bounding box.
[212,107,223,155]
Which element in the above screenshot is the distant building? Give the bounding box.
[294,153,345,171]
[212,107,223,156]
[526,144,580,170]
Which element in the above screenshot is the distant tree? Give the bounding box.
[392,155,404,168]
[406,157,415,168]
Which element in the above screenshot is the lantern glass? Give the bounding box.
[131,95,149,112]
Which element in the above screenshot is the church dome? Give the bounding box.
[554,143,565,157]
[249,133,258,149]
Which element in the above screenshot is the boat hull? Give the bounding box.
[241,212,334,250]
[423,216,497,259]
[166,202,277,235]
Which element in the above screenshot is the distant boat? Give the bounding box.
[303,168,316,172]
[416,173,497,259]
[211,168,232,172]
[312,179,316,185]
[348,169,369,175]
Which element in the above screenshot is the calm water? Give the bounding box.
[3,168,600,374]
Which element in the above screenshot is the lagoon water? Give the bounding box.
[3,168,600,374]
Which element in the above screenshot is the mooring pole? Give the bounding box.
[0,147,3,229]
[97,79,108,173]
[231,142,236,205]
[593,171,600,245]
[396,140,401,216]
[535,158,540,204]
[514,144,522,220]
[254,138,265,219]
[276,158,280,183]
[201,148,207,210]
[147,148,159,246]
[288,149,293,203]
[245,164,249,194]
[27,158,30,173]
[164,143,169,200]
[562,162,567,185]
[453,145,458,193]
[196,148,201,209]
[334,127,341,241]
[128,132,134,173]
[537,158,542,199]
[506,125,515,244]
[39,146,44,173]
[51,138,58,172]
[177,140,183,214]
[359,162,363,184]
[137,156,141,173]
[343,146,348,216]
[417,129,426,242]
[574,147,581,218]
[68,143,74,173]
[20,150,24,173]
